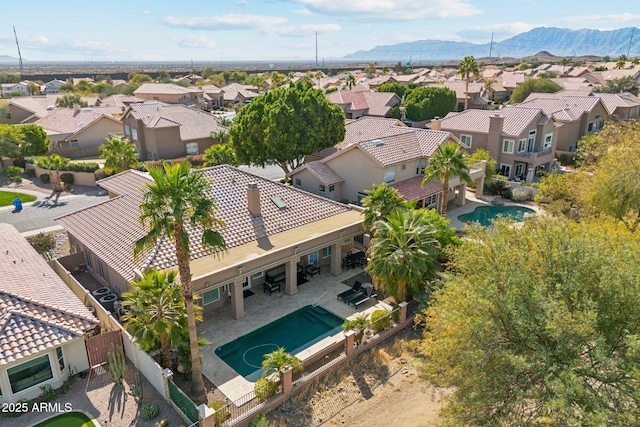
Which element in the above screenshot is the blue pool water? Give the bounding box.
[457,205,535,227]
[214,305,343,380]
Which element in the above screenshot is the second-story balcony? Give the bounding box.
[514,149,554,165]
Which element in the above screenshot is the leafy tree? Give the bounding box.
[128,73,153,86]
[135,162,227,404]
[458,56,479,110]
[55,94,88,108]
[261,347,303,379]
[344,73,356,90]
[37,154,69,191]
[364,62,378,77]
[203,144,238,167]
[509,78,562,104]
[537,70,559,79]
[211,129,229,144]
[215,116,232,127]
[420,208,460,262]
[0,124,24,167]
[419,217,640,426]
[20,124,49,157]
[422,143,471,215]
[405,86,457,121]
[58,81,76,93]
[377,82,412,99]
[99,136,138,174]
[28,81,40,96]
[361,183,411,232]
[26,232,56,261]
[593,75,637,94]
[366,209,438,302]
[633,56,640,65]
[229,81,345,178]
[123,269,193,368]
[468,148,496,181]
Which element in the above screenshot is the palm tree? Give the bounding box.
[210,129,229,144]
[616,54,628,69]
[559,57,570,75]
[361,183,412,233]
[261,347,303,379]
[344,73,356,90]
[422,143,472,216]
[39,154,69,191]
[99,136,138,174]
[457,56,479,110]
[134,162,227,404]
[216,116,232,127]
[366,209,438,302]
[122,269,197,368]
[315,71,324,89]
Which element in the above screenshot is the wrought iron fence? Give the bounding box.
[169,379,199,424]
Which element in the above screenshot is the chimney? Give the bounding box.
[489,112,504,134]
[73,104,81,115]
[431,116,441,131]
[247,182,261,216]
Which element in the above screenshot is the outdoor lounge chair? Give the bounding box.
[348,284,377,308]
[337,280,362,302]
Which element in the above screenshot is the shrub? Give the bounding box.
[140,403,159,420]
[94,168,109,180]
[26,168,35,178]
[502,189,513,199]
[5,166,24,180]
[209,400,230,425]
[252,414,269,427]
[485,180,509,196]
[13,158,27,168]
[40,173,50,184]
[510,187,532,202]
[370,309,392,334]
[60,173,74,189]
[254,377,279,401]
[66,162,100,173]
[39,384,56,402]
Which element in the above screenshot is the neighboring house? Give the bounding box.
[36,106,124,158]
[121,102,226,160]
[0,224,98,403]
[95,94,145,110]
[498,72,527,99]
[550,77,595,91]
[133,83,204,108]
[439,81,488,111]
[200,85,225,110]
[594,92,640,119]
[291,116,485,209]
[518,93,609,153]
[1,81,30,98]
[433,106,560,180]
[173,74,203,85]
[220,83,259,106]
[42,79,66,94]
[55,166,365,320]
[3,94,99,124]
[72,77,95,86]
[325,90,400,119]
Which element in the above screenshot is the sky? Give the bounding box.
[1,0,639,63]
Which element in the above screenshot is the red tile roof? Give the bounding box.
[390,177,443,201]
[439,107,545,136]
[301,161,345,185]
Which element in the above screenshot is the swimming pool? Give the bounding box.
[215,305,344,380]
[457,205,535,227]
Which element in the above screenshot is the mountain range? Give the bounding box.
[343,27,640,62]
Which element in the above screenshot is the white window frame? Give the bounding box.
[8,354,54,394]
[131,128,138,141]
[500,163,511,178]
[587,121,594,132]
[416,159,427,175]
[124,124,130,136]
[515,163,524,177]
[328,185,335,192]
[308,251,319,264]
[502,139,514,154]
[201,288,221,306]
[518,138,526,152]
[56,347,65,372]
[319,185,326,193]
[460,134,472,148]
[322,246,331,259]
[186,142,199,155]
[425,194,438,209]
[252,271,263,279]
[543,133,553,149]
[383,167,396,183]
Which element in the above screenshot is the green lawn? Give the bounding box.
[34,411,96,427]
[0,190,37,207]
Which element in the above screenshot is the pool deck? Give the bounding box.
[198,265,392,402]
[445,191,542,229]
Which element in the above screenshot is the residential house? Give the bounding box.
[42,79,66,94]
[519,93,609,153]
[433,106,560,180]
[359,75,397,91]
[199,85,225,110]
[550,77,595,91]
[220,83,259,106]
[3,94,99,124]
[440,81,488,111]
[291,116,485,210]
[0,223,98,403]
[1,81,30,98]
[594,92,640,119]
[95,94,145,110]
[121,102,226,160]
[173,74,203,85]
[55,166,365,320]
[498,72,527,99]
[36,106,124,158]
[133,83,204,109]
[325,90,400,119]
[72,77,95,86]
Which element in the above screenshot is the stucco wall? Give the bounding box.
[325,148,382,202]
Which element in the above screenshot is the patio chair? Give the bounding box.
[263,279,281,295]
[337,280,362,302]
[348,284,377,308]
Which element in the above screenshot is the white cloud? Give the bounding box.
[283,0,482,21]
[162,14,288,32]
[457,22,537,41]
[169,34,217,49]
[559,12,640,24]
[292,8,312,15]
[270,23,341,36]
[142,10,152,15]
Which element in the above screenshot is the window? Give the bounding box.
[322,246,332,258]
[56,347,65,371]
[527,130,536,152]
[294,179,301,186]
[124,124,130,136]
[95,259,105,280]
[587,121,594,132]
[425,194,438,209]
[383,167,396,183]
[201,288,220,306]
[343,237,351,245]
[319,185,326,193]
[70,140,79,147]
[460,134,472,148]
[518,139,526,152]
[500,164,511,178]
[8,354,53,394]
[308,251,318,264]
[131,128,138,141]
[328,185,335,192]
[186,142,199,155]
[502,139,514,154]
[416,159,427,175]
[515,163,524,177]
[401,164,406,170]
[543,133,553,149]
[84,248,93,268]
[252,272,263,279]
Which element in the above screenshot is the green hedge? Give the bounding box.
[66,162,100,173]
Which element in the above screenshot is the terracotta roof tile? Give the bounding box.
[390,177,443,201]
[302,162,344,185]
[439,107,544,136]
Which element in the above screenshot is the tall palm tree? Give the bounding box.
[99,136,138,174]
[616,54,628,69]
[261,347,303,379]
[457,56,479,110]
[39,154,70,191]
[122,269,197,368]
[361,183,412,233]
[344,73,356,90]
[134,162,226,403]
[366,209,438,302]
[559,57,570,75]
[422,143,472,216]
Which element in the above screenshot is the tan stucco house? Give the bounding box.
[55,166,366,320]
[0,224,98,403]
[325,90,401,119]
[133,83,204,108]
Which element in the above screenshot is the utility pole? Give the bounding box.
[13,26,24,78]
[315,32,318,70]
[489,32,494,61]
[628,27,635,58]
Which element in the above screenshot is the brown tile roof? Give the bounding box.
[439,107,544,136]
[55,166,353,281]
[519,94,604,121]
[326,90,398,117]
[97,95,145,108]
[300,161,344,185]
[0,224,98,365]
[593,92,640,114]
[126,102,225,141]
[35,107,121,135]
[390,176,443,201]
[356,130,452,167]
[9,95,99,120]
[133,83,202,95]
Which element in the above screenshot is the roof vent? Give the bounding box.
[77,121,85,127]
[271,196,287,210]
[372,139,384,147]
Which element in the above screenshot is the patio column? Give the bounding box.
[230,279,245,319]
[456,184,466,207]
[398,301,409,325]
[475,176,484,197]
[281,365,294,398]
[285,258,298,295]
[345,331,356,358]
[330,242,342,276]
[161,368,173,403]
